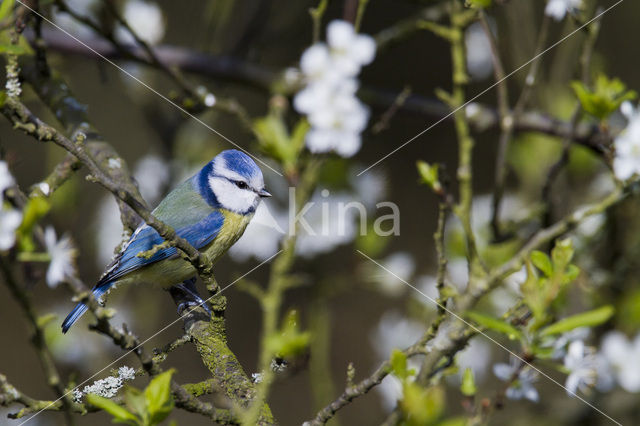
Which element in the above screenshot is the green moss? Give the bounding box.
[186,309,275,424]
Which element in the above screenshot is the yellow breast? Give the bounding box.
[201,210,254,263]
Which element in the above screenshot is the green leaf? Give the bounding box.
[530,343,555,359]
[416,161,442,193]
[400,383,444,425]
[290,119,310,156]
[539,306,615,337]
[467,311,523,341]
[266,310,310,359]
[390,349,409,380]
[551,238,574,271]
[572,74,637,121]
[436,418,468,426]
[36,313,56,328]
[530,251,553,277]
[0,31,33,56]
[520,260,546,321]
[123,386,147,422]
[0,43,28,55]
[86,394,139,425]
[460,368,476,396]
[562,264,580,285]
[467,0,491,8]
[17,196,51,252]
[253,116,308,174]
[0,0,15,21]
[144,369,175,425]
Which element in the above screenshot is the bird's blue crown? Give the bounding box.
[197,149,267,214]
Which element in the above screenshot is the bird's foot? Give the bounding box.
[168,278,212,318]
[176,300,205,316]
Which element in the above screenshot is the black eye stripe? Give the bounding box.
[234,180,248,189]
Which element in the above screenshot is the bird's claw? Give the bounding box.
[176,300,205,316]
[169,279,212,318]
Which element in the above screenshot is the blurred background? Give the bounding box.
[2,0,640,424]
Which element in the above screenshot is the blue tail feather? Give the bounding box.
[61,286,109,333]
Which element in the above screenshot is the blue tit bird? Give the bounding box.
[61,149,271,333]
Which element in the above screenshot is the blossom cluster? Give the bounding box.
[493,328,640,403]
[294,20,376,157]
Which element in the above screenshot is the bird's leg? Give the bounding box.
[168,278,212,317]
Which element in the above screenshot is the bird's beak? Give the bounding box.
[258,188,272,198]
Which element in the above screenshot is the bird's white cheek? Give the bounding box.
[209,177,259,213]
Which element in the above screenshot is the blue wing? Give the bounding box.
[97,210,225,287]
[62,177,224,333]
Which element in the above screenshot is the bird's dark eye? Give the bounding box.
[235,181,248,189]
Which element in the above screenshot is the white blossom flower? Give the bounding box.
[299,44,338,86]
[599,331,640,393]
[493,357,539,402]
[204,93,216,107]
[294,20,375,157]
[542,327,590,359]
[465,22,494,81]
[0,209,22,250]
[613,102,640,181]
[116,0,166,45]
[0,161,15,198]
[366,252,415,296]
[325,20,376,76]
[44,227,77,288]
[252,372,264,383]
[545,0,582,21]
[297,80,369,157]
[564,340,598,396]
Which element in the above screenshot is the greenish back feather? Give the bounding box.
[152,178,216,229]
